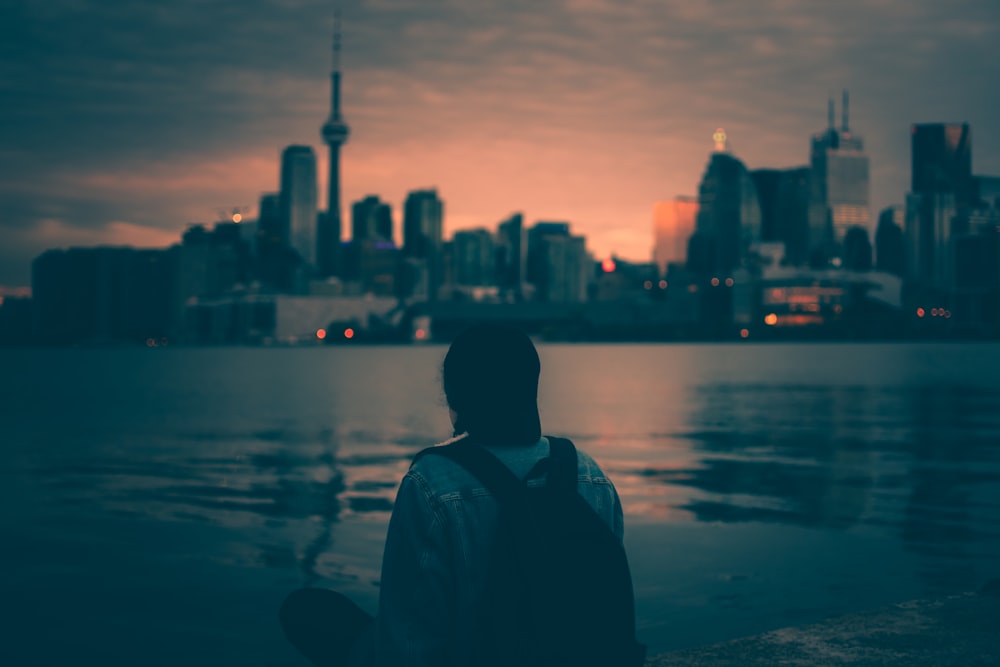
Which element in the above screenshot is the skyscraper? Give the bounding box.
[652,197,698,277]
[691,130,761,276]
[911,123,973,205]
[496,213,526,300]
[751,167,811,266]
[319,11,350,278]
[351,195,393,243]
[402,189,444,300]
[452,229,495,286]
[906,123,973,288]
[279,145,318,268]
[809,92,870,257]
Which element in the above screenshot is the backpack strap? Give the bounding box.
[418,436,580,502]
[541,436,579,495]
[419,440,528,507]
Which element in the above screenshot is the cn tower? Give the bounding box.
[319,10,350,278]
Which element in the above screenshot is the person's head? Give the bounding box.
[442,323,541,446]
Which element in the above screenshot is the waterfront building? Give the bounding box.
[31,246,176,345]
[653,197,698,277]
[279,146,318,270]
[808,92,870,258]
[319,12,350,278]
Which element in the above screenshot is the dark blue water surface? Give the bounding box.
[2,343,999,665]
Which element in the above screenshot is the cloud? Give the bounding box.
[1,0,999,286]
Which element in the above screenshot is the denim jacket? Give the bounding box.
[370,434,625,667]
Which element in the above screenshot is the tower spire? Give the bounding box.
[828,96,835,130]
[842,89,850,132]
[320,6,350,278]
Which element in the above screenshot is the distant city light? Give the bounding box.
[658,280,668,289]
[944,310,952,319]
[932,308,939,317]
[917,308,926,318]
[414,328,427,341]
[601,258,616,273]
[710,277,720,287]
[232,213,242,223]
[740,328,750,339]
[316,328,327,340]
[764,313,778,326]
[725,278,734,287]
[344,328,355,339]
[643,280,653,290]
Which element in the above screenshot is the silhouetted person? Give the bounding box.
[280,323,641,666]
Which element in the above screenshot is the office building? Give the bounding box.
[496,213,526,299]
[351,195,393,243]
[809,92,870,256]
[653,197,698,277]
[402,189,444,300]
[279,145,318,269]
[691,130,761,275]
[875,206,905,276]
[751,167,810,266]
[452,228,495,286]
[911,123,973,206]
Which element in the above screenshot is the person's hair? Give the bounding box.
[442,323,542,447]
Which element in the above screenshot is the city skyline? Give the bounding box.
[2,0,999,288]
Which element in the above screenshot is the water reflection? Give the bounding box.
[630,383,1000,591]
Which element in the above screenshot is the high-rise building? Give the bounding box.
[906,191,957,288]
[911,123,973,206]
[496,213,526,300]
[402,189,444,300]
[452,228,495,286]
[905,123,976,288]
[279,145,318,268]
[319,12,350,278]
[875,206,905,276]
[351,195,393,243]
[540,234,588,302]
[691,130,761,275]
[751,167,811,265]
[653,197,698,277]
[527,222,570,288]
[809,92,870,256]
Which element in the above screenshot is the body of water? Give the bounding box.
[2,343,999,665]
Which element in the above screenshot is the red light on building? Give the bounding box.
[764,313,778,326]
[710,277,720,287]
[601,258,616,273]
[316,328,327,340]
[916,308,925,318]
[725,278,734,287]
[344,328,355,339]
[414,328,427,341]
[643,280,653,290]
[659,280,668,289]
[740,329,750,339]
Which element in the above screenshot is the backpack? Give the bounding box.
[417,436,646,667]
